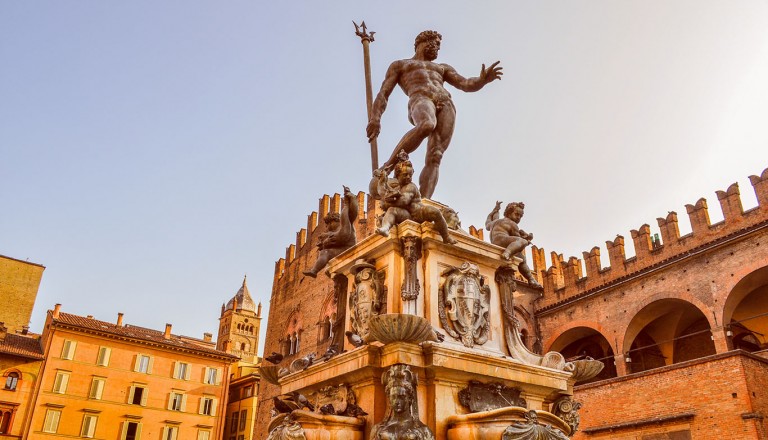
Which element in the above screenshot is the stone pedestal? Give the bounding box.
[272,219,577,440]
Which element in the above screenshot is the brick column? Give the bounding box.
[711,326,731,354]
[613,353,629,377]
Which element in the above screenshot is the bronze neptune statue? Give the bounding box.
[366,30,503,199]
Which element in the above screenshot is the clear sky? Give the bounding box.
[2,2,768,355]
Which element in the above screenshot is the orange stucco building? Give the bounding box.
[24,305,238,440]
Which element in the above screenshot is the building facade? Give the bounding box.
[25,305,238,440]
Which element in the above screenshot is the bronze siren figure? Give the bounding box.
[366,30,503,199]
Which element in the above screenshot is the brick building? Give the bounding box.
[257,168,768,439]
[531,169,768,438]
[25,304,238,440]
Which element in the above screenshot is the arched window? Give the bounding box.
[4,373,19,391]
[0,407,15,434]
[240,342,246,351]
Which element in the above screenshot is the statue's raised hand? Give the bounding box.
[480,61,503,84]
[366,119,381,142]
[494,201,503,211]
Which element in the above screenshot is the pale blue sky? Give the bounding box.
[2,2,768,354]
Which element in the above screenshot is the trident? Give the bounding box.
[354,21,379,172]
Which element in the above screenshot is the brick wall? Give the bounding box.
[573,352,767,439]
[0,255,44,333]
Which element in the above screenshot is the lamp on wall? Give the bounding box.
[624,354,632,363]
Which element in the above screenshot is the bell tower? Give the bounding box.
[217,276,261,363]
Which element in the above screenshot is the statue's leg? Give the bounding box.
[303,250,330,278]
[419,101,456,199]
[425,206,458,245]
[517,258,542,287]
[381,98,436,170]
[502,238,529,260]
[376,211,396,237]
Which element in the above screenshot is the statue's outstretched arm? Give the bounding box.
[443,61,503,92]
[485,201,502,230]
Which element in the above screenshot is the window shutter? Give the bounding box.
[90,379,104,399]
[211,398,218,415]
[140,387,148,406]
[128,385,136,404]
[61,340,76,359]
[203,367,210,383]
[147,357,154,374]
[167,393,173,410]
[54,373,69,393]
[198,397,205,415]
[162,427,169,440]
[184,365,191,380]
[120,421,128,440]
[133,355,140,372]
[173,362,180,379]
[215,368,222,385]
[181,394,188,412]
[135,423,143,439]
[97,347,111,366]
[82,415,97,437]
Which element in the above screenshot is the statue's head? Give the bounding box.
[383,364,417,415]
[442,207,461,230]
[504,202,525,222]
[394,158,414,184]
[324,212,341,229]
[414,30,441,60]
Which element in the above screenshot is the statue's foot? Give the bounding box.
[376,227,390,238]
[443,236,458,245]
[302,270,317,278]
[501,251,512,260]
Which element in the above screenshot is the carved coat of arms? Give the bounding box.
[438,262,490,348]
[349,260,385,341]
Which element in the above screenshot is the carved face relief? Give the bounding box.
[438,262,491,348]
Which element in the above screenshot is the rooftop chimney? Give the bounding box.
[53,304,61,319]
[86,315,94,319]
[116,313,124,327]
[164,323,172,339]
[21,325,29,335]
[203,332,213,342]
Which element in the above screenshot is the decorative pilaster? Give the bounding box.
[400,235,422,308]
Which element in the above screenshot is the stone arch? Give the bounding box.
[618,291,714,355]
[543,320,612,353]
[621,297,715,374]
[545,322,618,384]
[721,265,768,352]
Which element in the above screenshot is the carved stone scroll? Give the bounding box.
[502,410,570,440]
[316,384,349,416]
[438,262,490,348]
[401,236,422,302]
[349,260,385,341]
[267,415,307,440]
[498,266,571,372]
[551,396,582,434]
[458,380,526,413]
